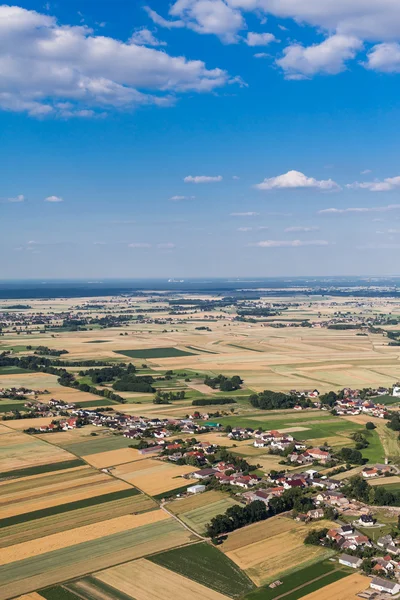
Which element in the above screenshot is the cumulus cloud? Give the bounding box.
[253,239,329,247]
[284,226,319,232]
[170,195,195,200]
[254,170,340,191]
[245,32,276,46]
[6,194,25,203]
[128,242,152,248]
[277,34,362,78]
[0,5,234,118]
[319,204,400,214]
[366,42,400,72]
[129,28,167,46]
[347,176,400,191]
[184,175,223,183]
[147,0,245,43]
[230,211,260,216]
[45,195,63,202]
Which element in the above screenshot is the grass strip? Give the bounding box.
[41,586,83,600]
[0,458,85,481]
[153,484,191,500]
[0,487,139,529]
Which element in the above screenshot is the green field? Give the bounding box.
[74,399,118,407]
[0,402,30,413]
[114,347,196,359]
[0,487,140,529]
[153,484,192,500]
[362,429,386,463]
[40,586,82,600]
[59,435,139,456]
[65,576,134,600]
[0,458,85,481]
[178,498,241,534]
[0,366,32,375]
[149,542,255,598]
[372,394,400,406]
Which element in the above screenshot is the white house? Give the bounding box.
[187,484,206,494]
[339,554,362,569]
[370,577,400,595]
[392,386,400,397]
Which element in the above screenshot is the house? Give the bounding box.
[192,468,217,480]
[377,535,394,549]
[138,445,163,455]
[232,475,260,489]
[339,554,362,569]
[243,490,270,506]
[357,514,374,527]
[370,577,400,595]
[386,543,400,556]
[187,484,206,494]
[307,448,332,464]
[339,525,354,536]
[392,385,400,398]
[307,508,324,520]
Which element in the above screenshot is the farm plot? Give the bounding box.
[113,459,197,496]
[115,347,196,359]
[0,493,156,548]
[149,542,255,598]
[168,491,241,534]
[57,434,139,457]
[94,557,232,600]
[221,516,336,586]
[0,431,76,474]
[0,518,194,600]
[82,447,145,469]
[299,573,370,600]
[0,510,168,565]
[64,577,134,600]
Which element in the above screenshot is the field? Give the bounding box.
[167,490,242,534]
[0,430,76,473]
[115,347,197,359]
[0,518,194,600]
[149,543,255,598]
[299,573,370,600]
[94,557,232,600]
[112,458,197,495]
[220,516,336,585]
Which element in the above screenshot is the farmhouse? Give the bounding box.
[339,554,362,569]
[370,577,400,595]
[192,468,218,480]
[306,448,332,463]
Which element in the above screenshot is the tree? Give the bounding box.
[366,422,376,430]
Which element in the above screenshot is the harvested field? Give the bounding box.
[4,417,55,431]
[0,510,168,565]
[14,595,45,600]
[168,490,229,514]
[0,459,85,481]
[83,447,145,468]
[65,577,134,600]
[300,573,370,600]
[221,517,336,585]
[113,459,197,496]
[0,465,93,494]
[0,431,76,473]
[0,518,193,600]
[95,557,231,600]
[0,494,157,548]
[370,475,400,486]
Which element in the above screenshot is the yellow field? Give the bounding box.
[0,510,168,565]
[0,431,75,473]
[83,447,146,468]
[3,417,55,431]
[370,475,400,486]
[300,573,370,600]
[95,558,231,600]
[0,464,89,487]
[14,594,45,600]
[167,490,229,514]
[222,517,336,585]
[113,460,197,495]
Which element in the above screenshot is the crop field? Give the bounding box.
[94,557,232,600]
[0,518,194,600]
[167,491,241,534]
[115,347,197,359]
[221,516,336,586]
[0,493,156,547]
[149,542,255,598]
[55,434,139,457]
[0,372,60,390]
[0,472,134,522]
[112,459,197,495]
[0,430,76,473]
[0,510,168,565]
[299,573,370,600]
[63,577,135,600]
[82,447,146,468]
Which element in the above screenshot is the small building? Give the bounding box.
[192,468,217,480]
[339,554,362,569]
[358,514,374,527]
[370,577,400,595]
[187,484,206,494]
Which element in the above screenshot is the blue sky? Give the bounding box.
[2,0,400,278]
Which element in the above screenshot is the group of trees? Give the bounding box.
[153,390,186,404]
[387,412,400,431]
[344,475,400,506]
[192,398,236,406]
[204,374,242,392]
[112,374,155,393]
[249,390,311,411]
[79,364,133,384]
[337,447,364,465]
[31,346,69,357]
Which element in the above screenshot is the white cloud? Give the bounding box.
[184,175,223,183]
[253,239,329,247]
[284,226,319,232]
[128,242,152,248]
[129,28,167,46]
[45,195,63,202]
[157,242,176,248]
[366,42,400,72]
[277,34,362,78]
[170,195,195,200]
[0,5,234,118]
[254,170,340,191]
[347,176,400,192]
[6,194,25,203]
[319,204,400,214]
[245,31,276,46]
[148,0,245,43]
[361,169,372,174]
[230,211,260,216]
[254,52,269,58]
[232,175,240,179]
[238,227,253,231]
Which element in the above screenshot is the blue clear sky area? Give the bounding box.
[2,0,400,278]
